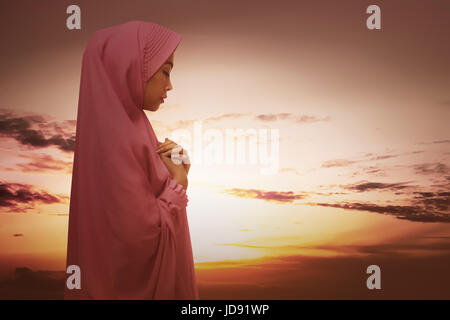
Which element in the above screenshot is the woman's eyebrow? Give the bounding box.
[164,62,174,68]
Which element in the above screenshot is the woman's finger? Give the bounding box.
[157,145,178,155]
[157,144,185,156]
[156,138,172,147]
[161,149,177,157]
[157,142,177,153]
[157,139,175,148]
[157,138,170,145]
[156,141,170,150]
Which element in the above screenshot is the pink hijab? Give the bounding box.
[64,21,199,299]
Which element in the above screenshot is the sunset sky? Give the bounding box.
[0,0,449,298]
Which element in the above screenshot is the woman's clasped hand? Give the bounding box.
[157,138,191,190]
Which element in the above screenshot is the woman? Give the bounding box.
[64,20,198,299]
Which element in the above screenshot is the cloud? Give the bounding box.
[254,113,292,122]
[342,181,413,192]
[314,242,450,255]
[151,114,251,135]
[360,166,385,175]
[417,138,450,145]
[413,191,450,212]
[216,239,450,257]
[312,199,450,223]
[12,234,24,237]
[368,154,401,161]
[321,159,356,168]
[0,109,75,153]
[254,113,330,124]
[3,153,73,174]
[152,112,331,135]
[222,188,307,203]
[0,181,68,213]
[414,162,449,175]
[321,151,423,170]
[204,113,251,122]
[433,139,450,144]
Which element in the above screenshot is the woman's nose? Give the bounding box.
[166,79,173,91]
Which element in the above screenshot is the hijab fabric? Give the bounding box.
[64,20,199,299]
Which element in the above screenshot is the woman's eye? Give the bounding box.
[163,71,170,77]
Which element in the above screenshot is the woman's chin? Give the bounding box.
[143,103,160,112]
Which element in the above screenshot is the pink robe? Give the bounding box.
[64,21,199,299]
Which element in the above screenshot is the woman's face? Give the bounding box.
[143,53,174,112]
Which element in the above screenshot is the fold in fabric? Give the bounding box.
[64,21,199,299]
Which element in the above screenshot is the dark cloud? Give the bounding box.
[414,162,449,175]
[368,154,400,161]
[0,109,75,153]
[221,177,447,223]
[0,181,67,213]
[343,181,413,192]
[321,153,402,168]
[356,167,386,177]
[433,139,450,144]
[363,166,383,174]
[223,188,306,203]
[414,192,435,198]
[413,192,450,212]
[12,234,23,237]
[314,201,450,223]
[322,151,432,170]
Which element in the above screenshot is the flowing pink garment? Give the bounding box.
[64,21,199,299]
